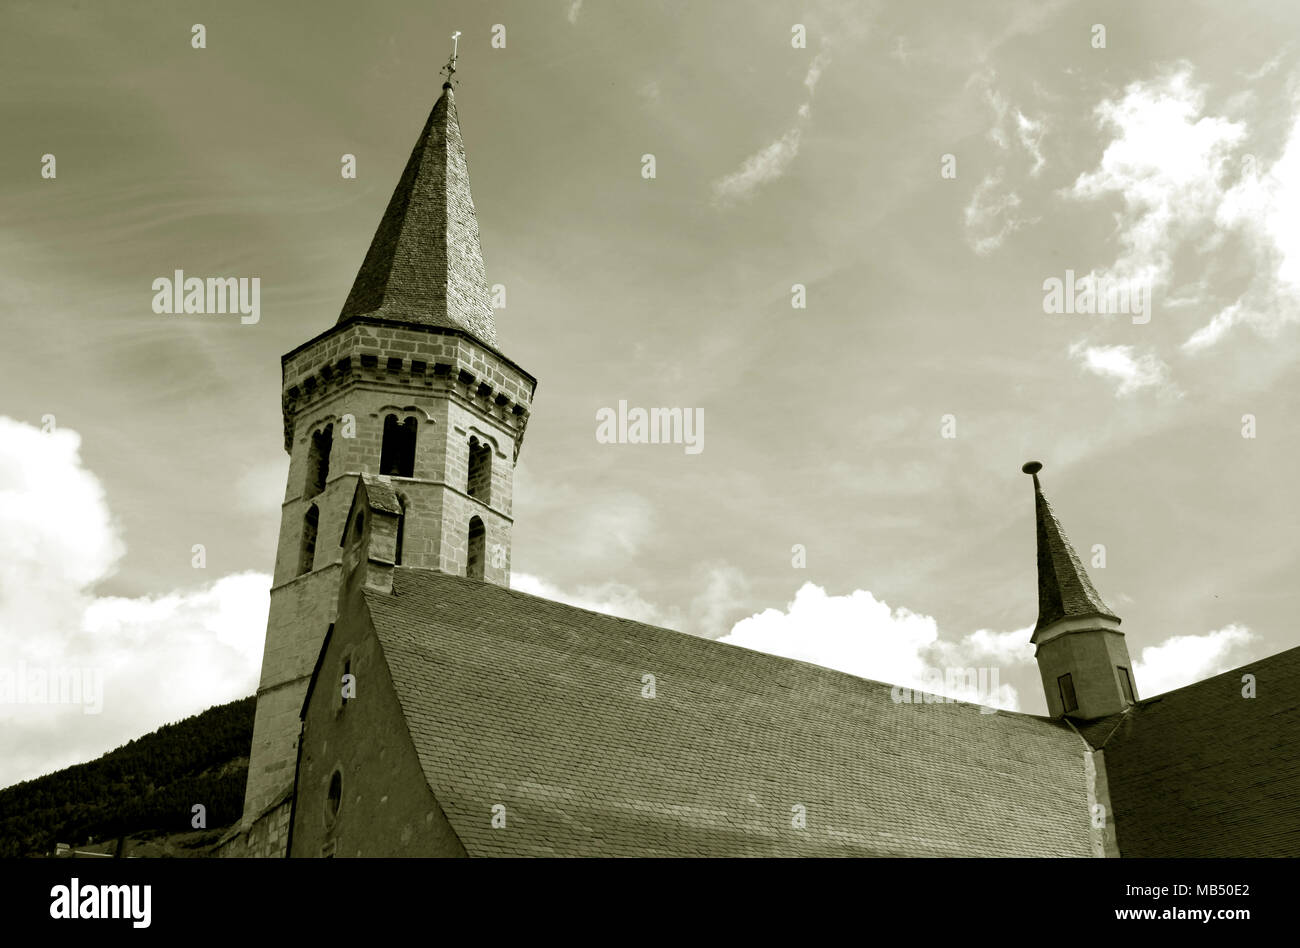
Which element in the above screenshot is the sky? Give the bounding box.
[2,0,1298,786]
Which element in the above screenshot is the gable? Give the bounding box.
[293,591,465,857]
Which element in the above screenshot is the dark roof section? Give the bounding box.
[1080,646,1300,856]
[363,568,1095,857]
[338,86,497,348]
[1029,471,1120,640]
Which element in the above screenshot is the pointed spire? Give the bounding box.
[339,45,496,347]
[1022,462,1120,642]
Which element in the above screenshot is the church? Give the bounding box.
[217,63,1300,859]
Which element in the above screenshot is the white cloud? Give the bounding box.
[803,49,830,95]
[721,583,1030,710]
[1016,111,1046,176]
[1069,342,1173,396]
[511,572,667,627]
[638,78,661,105]
[1182,300,1245,352]
[1064,65,1300,348]
[712,48,830,205]
[964,171,1029,255]
[713,128,805,205]
[1132,624,1257,698]
[0,416,269,787]
[567,0,583,25]
[513,563,749,639]
[972,68,1046,175]
[1240,46,1290,81]
[1068,68,1246,294]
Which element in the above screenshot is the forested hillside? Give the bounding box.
[0,695,254,857]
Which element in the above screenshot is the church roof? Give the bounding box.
[338,84,497,347]
[1071,645,1300,857]
[362,568,1095,857]
[1024,463,1120,641]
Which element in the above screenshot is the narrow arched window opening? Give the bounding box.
[467,516,485,580]
[304,424,333,498]
[299,504,320,575]
[380,414,417,478]
[467,436,492,504]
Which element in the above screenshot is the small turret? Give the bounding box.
[1022,462,1138,720]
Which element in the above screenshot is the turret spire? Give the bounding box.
[1022,461,1120,643]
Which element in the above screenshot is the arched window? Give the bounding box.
[304,424,333,498]
[299,504,319,575]
[380,414,417,477]
[467,516,485,580]
[467,436,492,504]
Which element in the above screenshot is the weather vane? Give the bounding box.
[441,31,461,88]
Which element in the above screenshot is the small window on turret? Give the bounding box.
[1058,673,1078,714]
[380,415,417,477]
[1117,666,1136,704]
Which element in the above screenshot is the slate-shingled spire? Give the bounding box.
[1023,461,1120,643]
[338,71,497,347]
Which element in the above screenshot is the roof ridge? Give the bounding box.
[378,567,1058,722]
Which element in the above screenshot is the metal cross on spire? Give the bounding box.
[441,31,462,89]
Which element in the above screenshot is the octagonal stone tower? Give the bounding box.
[232,76,536,854]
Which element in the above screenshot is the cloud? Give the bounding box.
[638,78,661,105]
[721,582,1030,710]
[1016,111,1046,176]
[712,49,830,205]
[1062,64,1300,348]
[1067,67,1246,294]
[1239,45,1290,81]
[713,128,806,205]
[964,170,1029,255]
[972,68,1047,175]
[1068,342,1173,397]
[511,572,667,627]
[0,416,269,787]
[567,0,583,25]
[803,48,830,95]
[512,563,750,639]
[1132,624,1257,698]
[1182,300,1244,352]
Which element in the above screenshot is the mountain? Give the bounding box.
[0,695,254,857]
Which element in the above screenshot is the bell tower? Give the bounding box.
[1022,462,1138,722]
[234,58,536,852]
